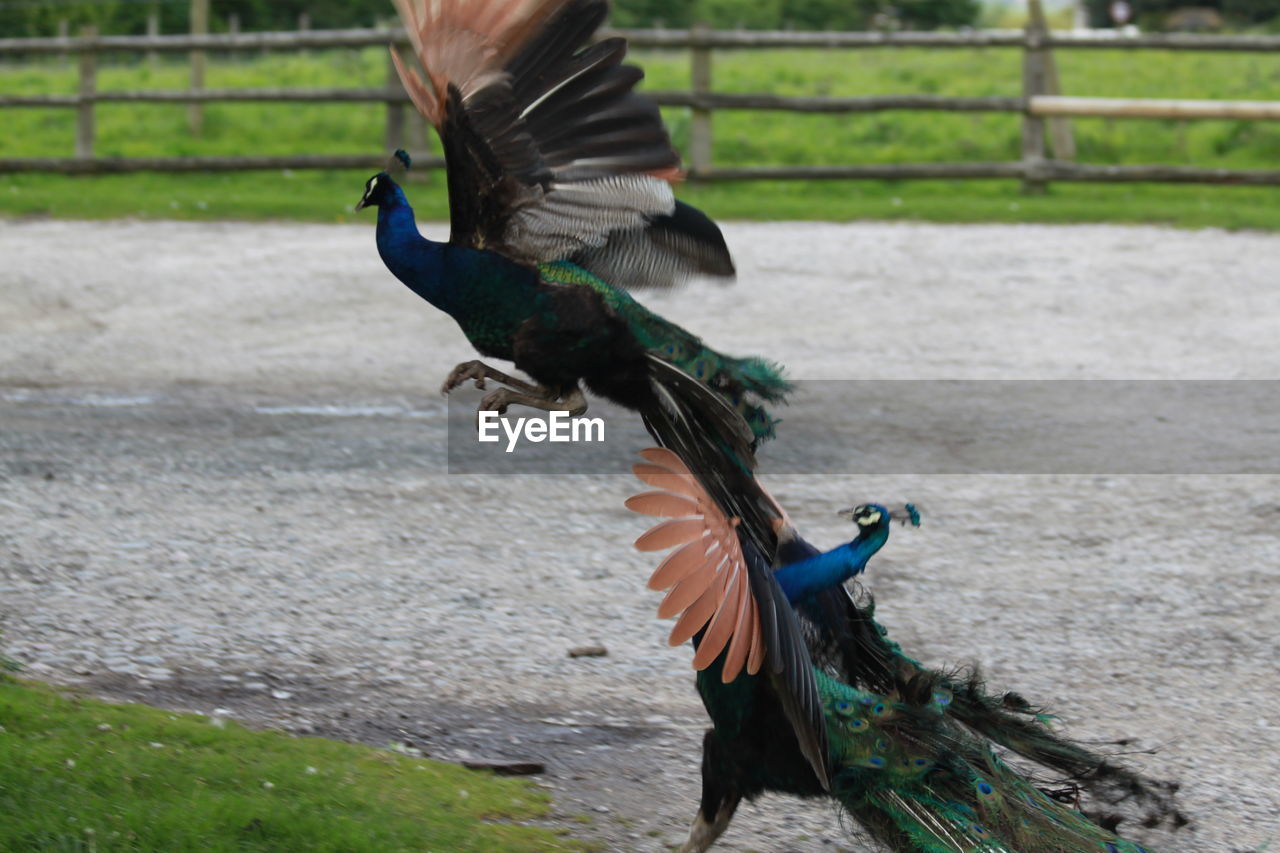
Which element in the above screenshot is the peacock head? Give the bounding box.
[837,503,920,538]
[838,504,890,535]
[355,150,412,212]
[354,171,399,212]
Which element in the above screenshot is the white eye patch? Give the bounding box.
[856,509,882,526]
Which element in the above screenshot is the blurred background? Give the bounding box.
[1,0,1279,228]
[8,0,1280,39]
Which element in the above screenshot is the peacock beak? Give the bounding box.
[836,507,856,519]
[354,196,369,212]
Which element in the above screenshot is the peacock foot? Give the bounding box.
[441,361,588,416]
[678,802,738,853]
[440,360,540,396]
[479,385,588,417]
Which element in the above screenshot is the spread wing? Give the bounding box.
[627,447,831,789]
[629,454,766,681]
[390,0,734,289]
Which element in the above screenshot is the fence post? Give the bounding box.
[189,0,208,137]
[689,22,713,177]
[1021,13,1049,194]
[228,13,240,62]
[146,6,159,68]
[57,18,70,66]
[385,42,406,153]
[1027,0,1076,162]
[76,25,97,160]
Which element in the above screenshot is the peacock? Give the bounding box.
[356,0,764,426]
[627,446,1183,853]
[358,0,845,763]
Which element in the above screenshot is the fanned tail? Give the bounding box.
[940,673,1185,835]
[814,595,1185,849]
[815,669,1167,853]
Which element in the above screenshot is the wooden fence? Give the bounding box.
[2,19,1280,190]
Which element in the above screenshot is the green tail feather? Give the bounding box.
[539,260,791,440]
[830,594,1179,834]
[815,668,1159,853]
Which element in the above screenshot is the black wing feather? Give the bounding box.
[744,544,832,789]
[394,0,735,289]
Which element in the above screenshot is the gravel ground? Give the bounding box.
[2,218,1279,851]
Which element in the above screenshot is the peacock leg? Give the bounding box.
[479,384,588,417]
[679,730,742,853]
[440,359,541,396]
[557,386,588,417]
[677,799,739,853]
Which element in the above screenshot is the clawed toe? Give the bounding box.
[441,360,488,395]
[439,361,589,418]
[440,360,542,397]
[479,388,513,415]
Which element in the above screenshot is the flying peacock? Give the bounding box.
[358,0,842,770]
[628,447,1183,853]
[357,0,766,424]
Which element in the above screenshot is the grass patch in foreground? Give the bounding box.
[2,171,1277,231]
[0,676,581,852]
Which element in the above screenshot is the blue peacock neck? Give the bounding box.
[374,189,454,315]
[773,527,889,605]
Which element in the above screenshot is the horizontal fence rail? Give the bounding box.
[6,28,1280,54]
[0,154,445,173]
[5,89,1278,121]
[693,163,1280,185]
[1,22,1279,189]
[1029,95,1280,120]
[3,158,1277,187]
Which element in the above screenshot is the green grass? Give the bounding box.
[0,676,581,852]
[5,171,1277,230]
[1,46,1279,227]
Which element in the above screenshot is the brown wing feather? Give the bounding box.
[624,490,700,518]
[691,568,744,670]
[669,566,729,647]
[392,0,559,129]
[649,536,718,591]
[634,517,705,552]
[627,447,765,681]
[656,547,721,618]
[631,462,701,498]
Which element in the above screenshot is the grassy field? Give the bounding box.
[1,46,1278,227]
[0,675,582,852]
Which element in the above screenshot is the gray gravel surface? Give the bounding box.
[2,218,1279,851]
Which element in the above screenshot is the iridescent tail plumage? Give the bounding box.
[817,666,1170,852]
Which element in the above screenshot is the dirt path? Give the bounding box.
[2,218,1278,851]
